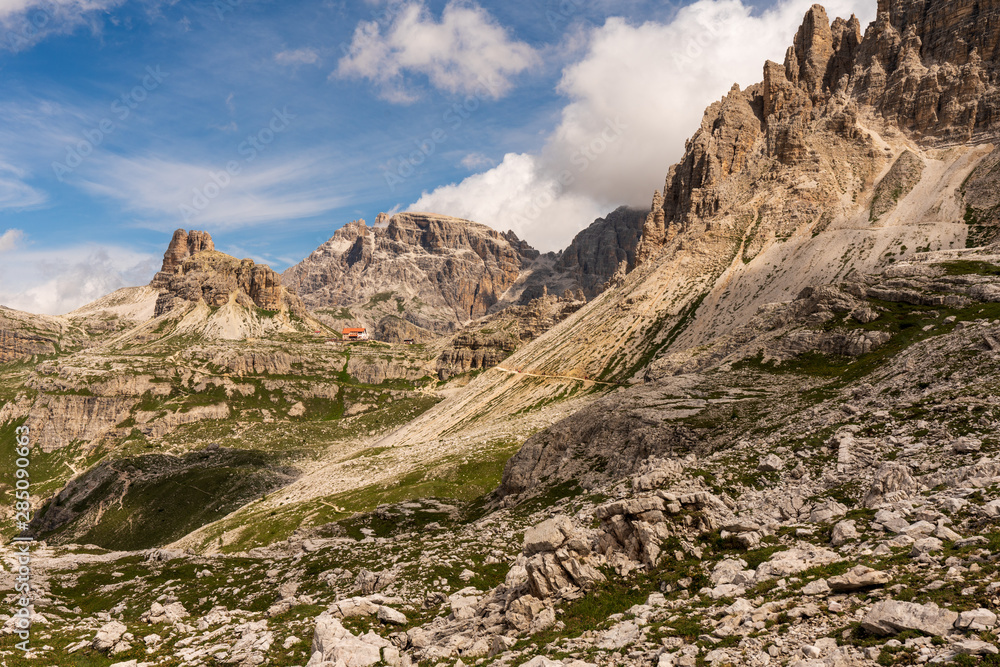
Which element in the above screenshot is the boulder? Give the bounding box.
[758,454,784,472]
[828,566,890,592]
[524,516,576,555]
[141,601,188,625]
[308,613,383,667]
[952,437,982,454]
[861,600,959,637]
[377,606,407,626]
[802,579,831,595]
[956,609,998,632]
[755,548,840,582]
[910,537,944,557]
[830,520,859,546]
[92,621,128,653]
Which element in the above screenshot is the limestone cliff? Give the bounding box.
[282,213,526,334]
[285,209,648,334]
[151,229,306,318]
[0,326,58,363]
[435,291,587,380]
[638,0,1000,262]
[555,206,647,299]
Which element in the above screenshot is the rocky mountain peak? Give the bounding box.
[152,229,215,286]
[147,229,304,319]
[283,211,530,332]
[284,208,648,335]
[637,0,1000,264]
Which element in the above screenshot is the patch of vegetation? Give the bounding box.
[938,259,1000,276]
[32,449,296,550]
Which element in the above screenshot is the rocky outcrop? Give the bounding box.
[373,316,434,344]
[151,229,215,287]
[637,0,1000,263]
[27,394,137,452]
[870,150,925,221]
[0,328,58,363]
[435,292,586,380]
[555,206,648,299]
[137,403,230,439]
[211,350,296,376]
[961,145,1000,246]
[151,231,305,318]
[282,213,527,333]
[346,354,428,385]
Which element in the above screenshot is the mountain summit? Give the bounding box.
[150,228,306,320]
[282,209,647,335]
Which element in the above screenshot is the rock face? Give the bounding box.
[637,0,1000,262]
[435,291,586,380]
[152,229,215,285]
[857,0,1000,142]
[555,206,647,299]
[284,210,647,334]
[282,213,529,333]
[27,394,137,452]
[150,229,305,318]
[0,327,58,363]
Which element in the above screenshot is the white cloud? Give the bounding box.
[73,153,350,231]
[459,152,495,170]
[0,228,24,252]
[0,240,157,315]
[336,0,538,103]
[0,0,127,51]
[411,152,607,251]
[0,161,45,209]
[409,0,875,251]
[275,47,320,66]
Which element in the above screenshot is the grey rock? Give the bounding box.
[861,600,959,636]
[828,565,890,592]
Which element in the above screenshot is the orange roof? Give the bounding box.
[342,327,366,334]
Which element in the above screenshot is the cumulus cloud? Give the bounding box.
[275,47,320,66]
[336,0,538,103]
[0,228,24,252]
[0,240,157,315]
[409,0,875,251]
[411,153,608,250]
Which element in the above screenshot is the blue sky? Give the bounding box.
[0,0,875,314]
